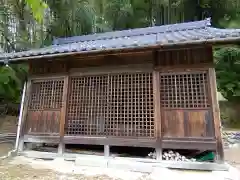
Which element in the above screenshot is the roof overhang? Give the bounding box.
[1,39,240,65]
[1,18,240,64]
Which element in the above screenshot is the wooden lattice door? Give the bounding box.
[25,79,64,135]
[66,73,155,138]
[160,70,214,138]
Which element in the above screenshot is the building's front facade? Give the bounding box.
[1,18,240,163]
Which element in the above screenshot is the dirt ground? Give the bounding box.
[0,163,117,180]
[225,147,240,170]
[0,162,116,180]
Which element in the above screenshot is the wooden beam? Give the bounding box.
[153,70,162,160]
[58,75,69,154]
[208,68,224,162]
[70,64,153,76]
[30,74,67,81]
[63,136,156,147]
[162,139,217,150]
[154,63,214,71]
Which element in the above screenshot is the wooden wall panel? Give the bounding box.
[156,46,213,67]
[29,60,68,75]
[68,51,153,69]
[186,110,207,137]
[162,110,184,138]
[162,109,214,138]
[25,110,60,135]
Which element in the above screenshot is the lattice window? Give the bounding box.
[67,76,108,136]
[29,80,64,110]
[66,73,154,138]
[160,71,209,108]
[107,73,154,137]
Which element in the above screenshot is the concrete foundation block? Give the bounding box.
[75,156,108,168]
[108,159,153,173]
[18,139,24,152]
[25,143,35,150]
[25,143,43,150]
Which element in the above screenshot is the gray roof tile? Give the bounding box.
[1,18,240,62]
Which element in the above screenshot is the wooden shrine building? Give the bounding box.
[1,18,240,162]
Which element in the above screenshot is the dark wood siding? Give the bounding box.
[161,109,214,138]
[23,46,219,153]
[156,46,213,67]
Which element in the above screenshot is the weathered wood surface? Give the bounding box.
[21,47,222,155]
[209,68,224,162]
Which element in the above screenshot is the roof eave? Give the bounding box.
[1,36,240,64]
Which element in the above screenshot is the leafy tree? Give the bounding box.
[0,65,27,103]
[215,47,240,102]
[25,0,47,22]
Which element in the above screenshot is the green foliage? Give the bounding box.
[25,0,48,23]
[44,0,96,37]
[0,64,28,103]
[214,47,240,101]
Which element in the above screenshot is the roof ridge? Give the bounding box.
[53,18,211,45]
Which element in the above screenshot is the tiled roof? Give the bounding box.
[1,18,240,62]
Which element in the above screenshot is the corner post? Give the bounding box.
[15,81,27,150]
[58,75,69,155]
[153,69,162,160]
[18,80,32,152]
[209,68,224,162]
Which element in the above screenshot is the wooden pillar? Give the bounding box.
[58,75,69,154]
[153,70,162,160]
[18,80,32,152]
[208,68,224,162]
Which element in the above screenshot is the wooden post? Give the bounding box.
[15,82,27,150]
[18,80,32,152]
[153,70,162,160]
[209,68,224,162]
[58,75,69,154]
